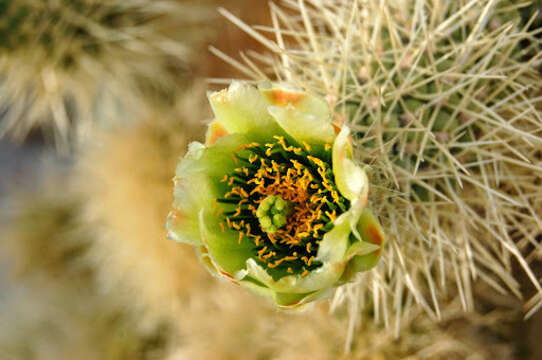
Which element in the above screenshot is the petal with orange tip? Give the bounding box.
[205,120,229,145]
[260,84,335,146]
[208,82,284,139]
[341,209,385,281]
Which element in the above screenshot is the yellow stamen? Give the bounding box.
[238,187,249,198]
[221,138,344,276]
[268,258,285,268]
[313,224,324,236]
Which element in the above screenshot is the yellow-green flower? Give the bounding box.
[166,82,385,309]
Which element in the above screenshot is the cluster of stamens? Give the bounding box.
[214,136,349,280]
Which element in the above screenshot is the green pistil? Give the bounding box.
[256,195,291,234]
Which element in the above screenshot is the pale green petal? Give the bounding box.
[167,135,251,246]
[344,241,380,261]
[199,208,256,276]
[259,83,335,146]
[243,258,343,294]
[341,208,385,281]
[208,81,284,139]
[332,126,369,202]
[166,210,201,245]
[315,211,353,263]
[197,245,221,277]
[238,278,310,309]
[166,142,211,246]
[190,134,252,185]
[267,105,335,146]
[351,208,385,270]
[239,276,332,310]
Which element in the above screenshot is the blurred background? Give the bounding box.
[1,1,541,359]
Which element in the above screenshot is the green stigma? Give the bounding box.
[256,195,291,234]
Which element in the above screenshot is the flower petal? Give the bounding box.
[167,134,251,246]
[205,119,229,145]
[344,241,380,261]
[243,257,342,295]
[199,208,256,275]
[197,245,221,277]
[315,211,353,263]
[166,142,211,246]
[267,106,335,147]
[332,126,369,202]
[239,277,332,310]
[166,209,202,246]
[260,84,334,145]
[341,209,385,281]
[208,82,285,139]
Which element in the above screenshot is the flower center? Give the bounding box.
[215,136,350,280]
[256,195,291,234]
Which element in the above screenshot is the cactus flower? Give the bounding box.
[166,82,385,309]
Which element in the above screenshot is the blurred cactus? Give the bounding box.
[0,281,173,360]
[341,0,535,201]
[520,0,542,35]
[171,279,522,360]
[217,0,542,341]
[0,179,174,360]
[0,0,209,149]
[75,86,212,327]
